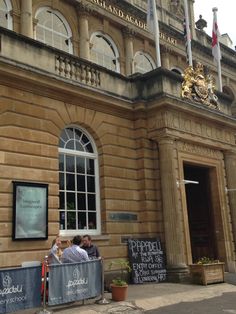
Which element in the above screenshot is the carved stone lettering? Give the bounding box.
[177,142,223,159]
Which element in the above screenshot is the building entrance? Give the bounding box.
[184,164,217,262]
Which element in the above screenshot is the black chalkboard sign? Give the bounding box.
[128,238,166,284]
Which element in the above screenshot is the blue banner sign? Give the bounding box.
[0,266,42,313]
[48,260,102,305]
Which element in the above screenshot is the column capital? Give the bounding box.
[76,1,93,17]
[224,149,236,159]
[122,26,136,39]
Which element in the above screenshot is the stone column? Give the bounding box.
[77,3,90,60]
[20,0,33,38]
[158,136,188,280]
[160,46,170,69]
[123,27,135,76]
[224,151,236,252]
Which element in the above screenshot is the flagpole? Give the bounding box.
[151,0,161,67]
[212,7,222,92]
[183,0,193,67]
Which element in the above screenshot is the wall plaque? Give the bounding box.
[12,181,48,240]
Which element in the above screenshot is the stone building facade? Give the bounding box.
[0,0,236,280]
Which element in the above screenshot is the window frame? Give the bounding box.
[0,0,13,30]
[35,6,73,54]
[133,51,156,74]
[58,126,101,236]
[90,31,120,73]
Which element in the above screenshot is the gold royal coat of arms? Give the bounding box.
[181,62,220,110]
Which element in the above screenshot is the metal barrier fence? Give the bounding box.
[0,258,109,314]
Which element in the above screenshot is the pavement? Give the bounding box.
[16,272,236,314]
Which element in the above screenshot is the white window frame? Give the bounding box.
[58,126,101,236]
[133,51,156,74]
[0,0,13,30]
[90,32,120,73]
[35,6,73,54]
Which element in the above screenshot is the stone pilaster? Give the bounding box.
[20,0,33,38]
[77,3,91,60]
[160,46,171,69]
[122,27,135,76]
[158,136,188,281]
[224,151,236,255]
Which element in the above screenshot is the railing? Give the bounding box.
[55,56,101,87]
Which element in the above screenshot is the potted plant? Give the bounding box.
[109,259,131,301]
[189,257,225,285]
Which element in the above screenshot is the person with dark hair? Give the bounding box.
[61,235,89,263]
[82,235,101,260]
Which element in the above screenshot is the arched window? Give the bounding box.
[90,32,120,72]
[223,86,235,100]
[59,127,101,235]
[171,67,182,75]
[0,0,13,29]
[133,51,156,74]
[35,7,73,53]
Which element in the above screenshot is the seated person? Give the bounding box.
[81,235,101,260]
[61,235,89,263]
[49,236,63,264]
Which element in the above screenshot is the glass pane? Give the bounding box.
[81,134,89,145]
[59,172,64,190]
[74,129,82,141]
[77,193,86,210]
[66,128,74,139]
[60,129,69,142]
[65,139,74,150]
[59,154,64,171]
[60,211,65,230]
[67,192,75,210]
[59,192,65,209]
[66,173,75,191]
[45,29,53,45]
[66,155,75,173]
[85,143,93,153]
[78,212,87,230]
[76,157,85,174]
[67,211,76,229]
[88,194,96,211]
[87,159,94,175]
[87,176,95,192]
[75,141,84,151]
[77,175,85,192]
[88,212,97,229]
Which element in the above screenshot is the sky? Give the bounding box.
[193,0,236,48]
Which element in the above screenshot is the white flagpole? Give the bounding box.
[183,0,193,67]
[152,0,161,67]
[147,0,161,67]
[212,7,222,92]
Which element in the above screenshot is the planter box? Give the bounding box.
[189,263,225,285]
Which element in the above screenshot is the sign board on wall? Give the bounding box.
[128,238,166,284]
[12,181,48,240]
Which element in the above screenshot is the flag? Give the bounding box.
[183,18,191,63]
[212,7,222,91]
[212,9,221,62]
[146,0,161,67]
[183,0,192,66]
[147,0,155,33]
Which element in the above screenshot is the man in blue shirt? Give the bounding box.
[61,235,89,263]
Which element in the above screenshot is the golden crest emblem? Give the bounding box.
[181,62,219,110]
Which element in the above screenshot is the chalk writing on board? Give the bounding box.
[128,238,166,284]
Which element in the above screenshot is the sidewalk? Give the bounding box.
[16,273,236,314]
